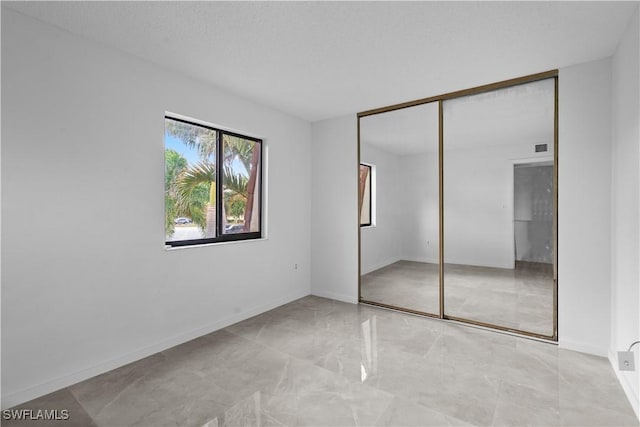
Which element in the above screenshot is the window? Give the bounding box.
[165,116,262,247]
[359,163,372,226]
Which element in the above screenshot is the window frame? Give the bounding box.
[165,115,263,247]
[359,163,373,227]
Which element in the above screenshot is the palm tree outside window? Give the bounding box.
[165,116,262,247]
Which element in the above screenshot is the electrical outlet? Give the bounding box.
[618,351,636,371]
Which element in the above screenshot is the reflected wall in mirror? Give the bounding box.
[359,102,440,315]
[442,78,556,337]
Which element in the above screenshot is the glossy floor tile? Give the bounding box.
[361,260,554,336]
[5,296,638,426]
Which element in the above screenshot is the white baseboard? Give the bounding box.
[558,339,608,357]
[361,257,400,275]
[1,289,309,409]
[362,257,441,274]
[311,289,357,304]
[608,350,640,421]
[444,258,514,270]
[400,257,439,265]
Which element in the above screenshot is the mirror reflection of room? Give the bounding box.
[443,78,555,337]
[359,102,439,315]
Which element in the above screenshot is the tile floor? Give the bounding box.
[4,296,638,427]
[361,261,554,336]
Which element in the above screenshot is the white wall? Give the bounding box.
[444,142,552,269]
[359,146,440,272]
[360,144,402,274]
[610,5,640,419]
[398,153,439,264]
[364,140,554,271]
[311,58,616,358]
[310,115,358,303]
[1,9,311,408]
[558,58,612,356]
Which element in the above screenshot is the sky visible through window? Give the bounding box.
[165,119,261,245]
[165,132,200,164]
[165,131,248,176]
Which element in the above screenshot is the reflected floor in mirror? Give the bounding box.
[361,260,553,336]
[361,261,440,315]
[6,296,637,427]
[445,261,554,337]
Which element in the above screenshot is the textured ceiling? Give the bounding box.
[360,78,554,155]
[5,1,638,122]
[361,102,439,156]
[443,78,555,151]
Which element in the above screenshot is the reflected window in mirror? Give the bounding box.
[359,163,374,226]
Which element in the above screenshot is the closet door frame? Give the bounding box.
[357,100,441,319]
[357,69,558,342]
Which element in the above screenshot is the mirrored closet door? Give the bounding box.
[359,102,440,316]
[442,78,556,338]
[358,71,558,340]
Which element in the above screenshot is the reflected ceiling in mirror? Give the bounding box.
[360,102,438,155]
[443,78,554,151]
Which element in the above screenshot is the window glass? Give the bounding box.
[222,135,261,235]
[165,116,262,246]
[359,164,372,226]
